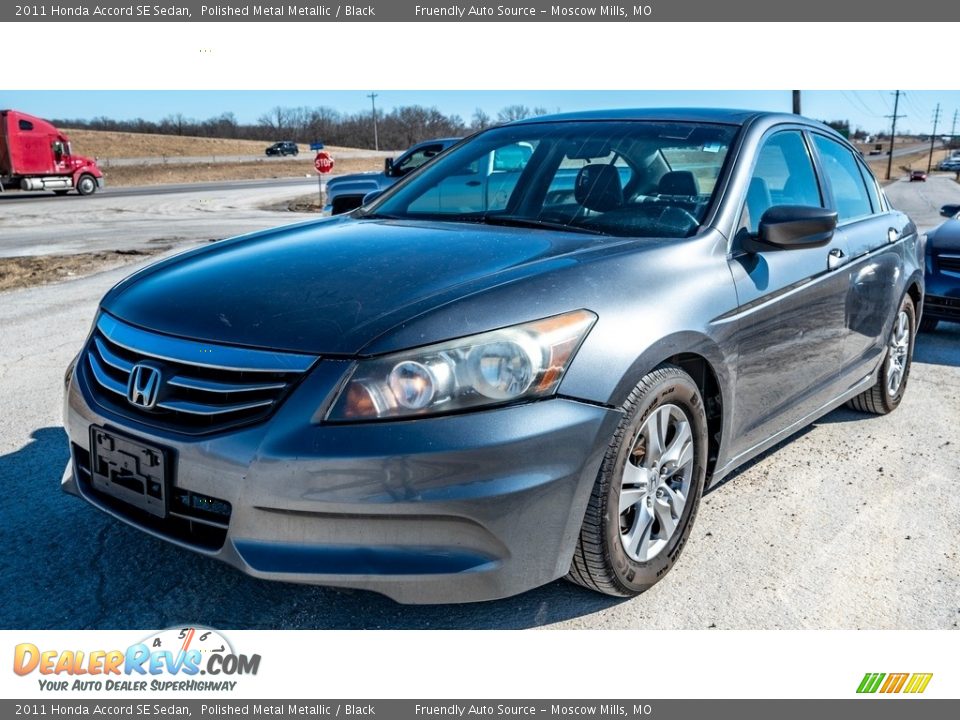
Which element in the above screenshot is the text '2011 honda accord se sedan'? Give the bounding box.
[62,110,924,604]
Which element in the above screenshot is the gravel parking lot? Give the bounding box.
[0,176,957,630]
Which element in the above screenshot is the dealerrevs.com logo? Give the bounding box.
[13,627,260,692]
[857,672,933,694]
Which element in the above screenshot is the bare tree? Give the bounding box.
[497,105,531,123]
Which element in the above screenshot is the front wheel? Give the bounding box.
[847,294,915,415]
[76,174,97,196]
[567,364,708,597]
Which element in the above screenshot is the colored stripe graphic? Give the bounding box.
[857,673,885,693]
[857,672,932,694]
[880,673,909,693]
[904,673,933,694]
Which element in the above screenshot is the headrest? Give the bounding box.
[658,170,699,196]
[575,164,623,213]
[746,176,772,225]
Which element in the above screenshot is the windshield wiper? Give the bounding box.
[357,211,402,220]
[479,215,607,236]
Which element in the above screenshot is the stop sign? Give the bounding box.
[314,151,334,174]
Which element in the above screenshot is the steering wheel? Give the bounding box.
[655,206,700,234]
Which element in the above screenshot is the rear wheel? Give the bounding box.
[567,365,708,597]
[76,174,97,196]
[847,294,915,415]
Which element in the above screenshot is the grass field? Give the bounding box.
[99,156,381,187]
[64,129,316,158]
[866,147,952,183]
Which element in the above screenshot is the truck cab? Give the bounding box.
[0,110,104,195]
[323,137,461,215]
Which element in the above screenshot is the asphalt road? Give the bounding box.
[0,178,322,257]
[0,177,958,630]
[885,173,960,231]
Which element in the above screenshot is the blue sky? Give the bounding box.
[2,90,958,135]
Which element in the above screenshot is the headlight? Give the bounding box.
[326,309,597,422]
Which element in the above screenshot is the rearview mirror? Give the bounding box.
[940,204,960,218]
[362,190,384,206]
[747,205,838,251]
[384,158,395,176]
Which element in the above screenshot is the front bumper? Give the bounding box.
[63,358,620,603]
[924,253,960,322]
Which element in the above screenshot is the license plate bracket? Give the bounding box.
[89,426,169,518]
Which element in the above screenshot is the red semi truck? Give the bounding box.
[0,110,104,195]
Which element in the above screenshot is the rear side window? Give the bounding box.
[743,131,822,233]
[812,135,874,222]
[18,119,33,131]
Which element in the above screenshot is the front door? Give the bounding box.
[727,129,849,459]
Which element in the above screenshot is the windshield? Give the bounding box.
[363,121,738,238]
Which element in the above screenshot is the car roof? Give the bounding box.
[414,137,461,147]
[507,108,832,131]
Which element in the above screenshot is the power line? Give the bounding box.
[367,92,379,151]
[886,90,905,181]
[902,92,926,122]
[851,90,881,117]
[928,103,941,173]
[876,91,892,113]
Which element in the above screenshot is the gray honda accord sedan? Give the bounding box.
[62,110,924,603]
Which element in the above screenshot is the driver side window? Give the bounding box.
[742,131,823,233]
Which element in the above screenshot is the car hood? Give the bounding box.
[102,218,608,355]
[326,172,387,187]
[929,219,960,253]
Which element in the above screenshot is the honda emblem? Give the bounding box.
[127,363,161,409]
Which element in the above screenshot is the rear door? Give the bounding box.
[809,133,908,386]
[727,129,850,457]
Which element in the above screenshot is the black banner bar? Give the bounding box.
[2,700,957,719]
[4,0,957,23]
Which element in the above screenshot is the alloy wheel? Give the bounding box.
[618,404,694,562]
[886,310,910,396]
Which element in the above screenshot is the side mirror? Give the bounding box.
[940,204,960,218]
[384,158,395,176]
[745,205,838,251]
[362,190,384,206]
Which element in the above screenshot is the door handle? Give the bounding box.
[465,180,482,187]
[827,248,846,270]
[887,227,901,243]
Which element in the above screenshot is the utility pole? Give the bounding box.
[792,90,801,115]
[951,109,958,150]
[927,103,941,173]
[885,90,905,181]
[367,92,379,151]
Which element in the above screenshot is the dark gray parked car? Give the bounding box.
[62,109,924,603]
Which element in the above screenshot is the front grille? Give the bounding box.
[937,254,960,274]
[925,294,960,321]
[82,313,318,435]
[73,443,232,551]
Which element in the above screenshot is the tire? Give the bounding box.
[76,174,97,196]
[847,294,915,415]
[567,364,708,597]
[919,316,939,333]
